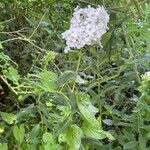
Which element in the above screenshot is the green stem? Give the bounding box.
[0,75,18,95]
[1,37,46,52]
[72,51,83,92]
[37,95,44,131]
[54,91,71,109]
[28,12,46,39]
[122,27,141,85]
[0,17,15,25]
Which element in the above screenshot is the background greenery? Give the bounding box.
[0,0,150,150]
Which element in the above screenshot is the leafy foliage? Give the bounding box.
[0,0,150,150]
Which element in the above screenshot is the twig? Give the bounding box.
[1,36,47,52]
[0,17,15,25]
[1,38,20,43]
[28,12,46,39]
[25,38,46,52]
[76,0,97,6]
[48,21,63,42]
[0,75,18,95]
[0,28,27,35]
[52,62,62,74]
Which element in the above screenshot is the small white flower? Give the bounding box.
[62,5,109,53]
[64,46,70,53]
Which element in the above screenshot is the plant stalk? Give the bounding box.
[72,51,82,92]
[122,27,141,85]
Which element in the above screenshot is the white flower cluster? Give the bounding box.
[62,5,109,53]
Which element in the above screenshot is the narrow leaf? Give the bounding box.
[13,124,25,144]
[0,112,16,125]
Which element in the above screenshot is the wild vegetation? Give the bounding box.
[0,0,150,150]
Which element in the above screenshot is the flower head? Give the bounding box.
[62,5,109,53]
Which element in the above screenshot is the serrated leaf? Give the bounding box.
[82,121,107,140]
[76,92,99,126]
[82,121,115,141]
[13,124,25,144]
[76,92,115,141]
[0,112,16,125]
[65,124,83,150]
[33,70,58,93]
[17,104,36,120]
[139,134,146,150]
[53,118,72,137]
[28,124,40,144]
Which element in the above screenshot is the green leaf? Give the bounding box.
[0,52,11,62]
[0,123,5,133]
[123,141,138,149]
[57,105,71,120]
[38,70,57,82]
[0,112,16,125]
[42,132,62,150]
[76,92,99,126]
[43,132,54,144]
[76,92,114,140]
[43,51,57,69]
[53,118,72,137]
[139,134,146,150]
[34,70,58,93]
[101,31,112,46]
[0,43,3,49]
[28,124,40,144]
[82,121,115,141]
[102,119,113,126]
[57,70,76,86]
[64,124,83,150]
[3,67,20,85]
[82,138,105,150]
[13,124,25,144]
[17,104,36,120]
[82,121,106,140]
[105,131,115,140]
[44,143,62,150]
[0,143,8,150]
